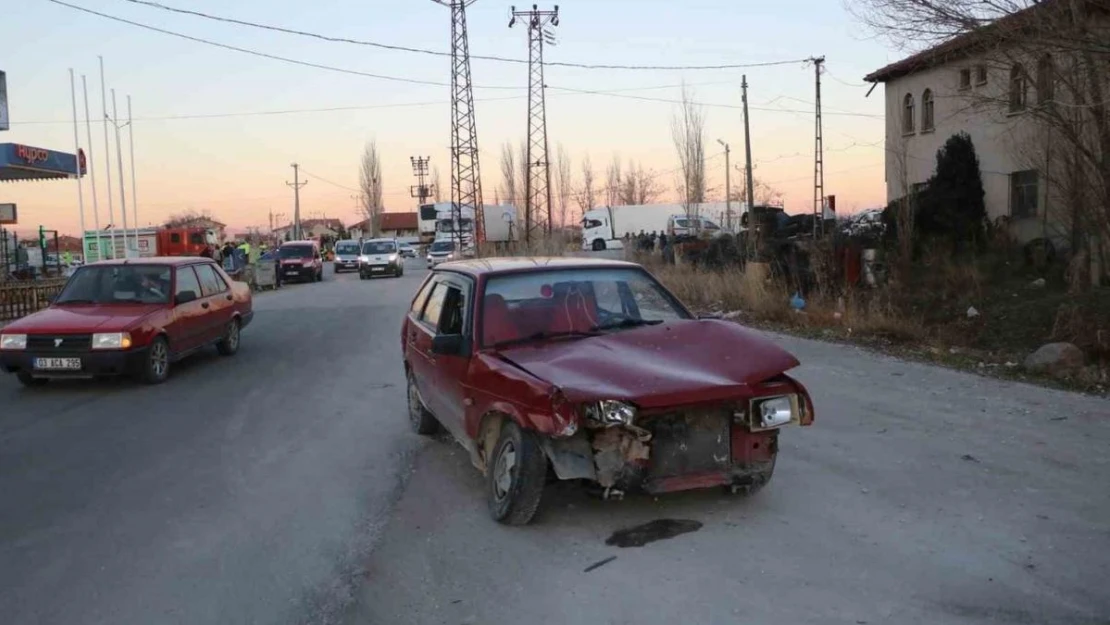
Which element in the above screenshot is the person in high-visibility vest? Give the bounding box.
[63,251,72,266]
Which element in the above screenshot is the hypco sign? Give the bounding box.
[16,145,48,164]
[0,203,15,225]
[0,70,8,132]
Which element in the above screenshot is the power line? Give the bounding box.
[549,86,884,118]
[113,0,809,71]
[45,0,518,90]
[298,168,361,193]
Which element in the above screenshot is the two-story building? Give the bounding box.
[864,0,1108,252]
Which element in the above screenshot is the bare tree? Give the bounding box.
[618,160,665,205]
[605,154,622,206]
[574,155,598,212]
[431,166,443,202]
[499,141,518,208]
[672,85,708,217]
[553,143,573,228]
[359,140,383,237]
[164,208,219,228]
[855,0,1110,282]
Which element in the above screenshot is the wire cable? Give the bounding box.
[114,0,810,71]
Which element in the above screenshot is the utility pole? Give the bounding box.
[286,163,307,240]
[410,156,433,207]
[810,56,825,238]
[510,3,559,243]
[741,75,755,219]
[432,0,485,253]
[717,139,731,232]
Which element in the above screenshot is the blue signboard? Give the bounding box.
[0,143,85,181]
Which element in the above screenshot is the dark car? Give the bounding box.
[0,258,253,386]
[401,257,815,525]
[277,241,323,283]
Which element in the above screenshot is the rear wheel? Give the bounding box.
[216,318,241,356]
[16,372,48,387]
[141,336,171,385]
[407,370,440,435]
[487,421,547,525]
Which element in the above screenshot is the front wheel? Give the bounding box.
[591,239,606,252]
[140,336,171,384]
[487,421,547,525]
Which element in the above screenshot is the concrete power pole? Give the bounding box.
[510,4,559,243]
[286,163,307,240]
[742,75,755,218]
[717,139,731,231]
[432,0,485,253]
[810,56,825,237]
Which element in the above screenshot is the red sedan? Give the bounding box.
[0,257,253,386]
[402,257,814,525]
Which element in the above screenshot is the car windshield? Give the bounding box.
[55,265,173,305]
[481,267,689,348]
[363,241,396,254]
[335,242,360,255]
[430,241,455,253]
[278,245,313,259]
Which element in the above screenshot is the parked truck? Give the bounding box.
[84,227,219,262]
[580,202,740,251]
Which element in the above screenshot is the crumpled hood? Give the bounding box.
[6,304,159,333]
[495,319,800,408]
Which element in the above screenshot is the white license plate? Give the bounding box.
[34,357,82,371]
[371,267,385,272]
[286,268,299,273]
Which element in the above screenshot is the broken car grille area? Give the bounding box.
[645,408,733,479]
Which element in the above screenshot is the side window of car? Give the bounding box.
[438,284,468,335]
[420,283,448,327]
[175,266,202,300]
[194,264,228,297]
[410,278,435,315]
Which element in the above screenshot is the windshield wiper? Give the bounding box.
[590,318,664,332]
[491,329,598,349]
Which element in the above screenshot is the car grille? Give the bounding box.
[27,334,93,354]
[644,406,732,478]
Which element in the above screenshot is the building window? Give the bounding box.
[921,89,935,132]
[959,68,971,90]
[1037,54,1055,105]
[1009,64,1028,113]
[1010,170,1039,218]
[975,65,988,85]
[902,93,915,134]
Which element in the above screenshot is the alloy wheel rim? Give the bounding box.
[228,322,240,349]
[493,442,517,501]
[151,342,168,377]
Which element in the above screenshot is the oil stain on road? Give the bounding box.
[605,519,703,548]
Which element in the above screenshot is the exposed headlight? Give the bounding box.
[751,394,797,430]
[91,332,133,350]
[0,334,27,350]
[584,400,637,427]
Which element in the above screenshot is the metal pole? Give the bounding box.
[99,56,117,258]
[82,76,101,240]
[68,69,87,255]
[127,95,139,234]
[723,143,731,232]
[111,90,130,256]
[742,75,755,216]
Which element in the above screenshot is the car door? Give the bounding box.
[407,279,457,430]
[170,265,206,352]
[426,275,474,437]
[193,263,234,342]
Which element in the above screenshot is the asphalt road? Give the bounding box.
[3,254,1109,625]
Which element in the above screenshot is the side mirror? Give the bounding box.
[175,290,198,305]
[431,333,468,356]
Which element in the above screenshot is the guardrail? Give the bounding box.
[0,279,69,324]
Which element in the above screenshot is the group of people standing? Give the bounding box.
[624,230,669,253]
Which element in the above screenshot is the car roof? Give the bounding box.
[86,257,216,267]
[282,240,317,246]
[364,237,397,243]
[435,256,640,278]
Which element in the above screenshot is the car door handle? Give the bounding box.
[201,302,210,309]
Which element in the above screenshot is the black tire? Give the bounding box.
[407,370,440,435]
[216,318,241,356]
[16,372,48,387]
[487,421,547,525]
[592,239,606,252]
[141,336,171,385]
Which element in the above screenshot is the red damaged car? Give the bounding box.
[402,257,814,525]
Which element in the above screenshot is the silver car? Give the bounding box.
[359,238,404,279]
[425,239,457,268]
[333,240,362,273]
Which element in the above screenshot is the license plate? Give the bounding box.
[34,357,82,371]
[371,267,385,272]
[286,268,298,273]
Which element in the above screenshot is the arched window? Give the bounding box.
[921,89,935,131]
[902,93,915,134]
[1009,63,1028,112]
[1037,54,1054,104]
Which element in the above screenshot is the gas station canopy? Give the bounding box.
[0,143,86,182]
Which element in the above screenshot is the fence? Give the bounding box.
[0,278,69,324]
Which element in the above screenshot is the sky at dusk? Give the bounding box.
[1,0,908,236]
